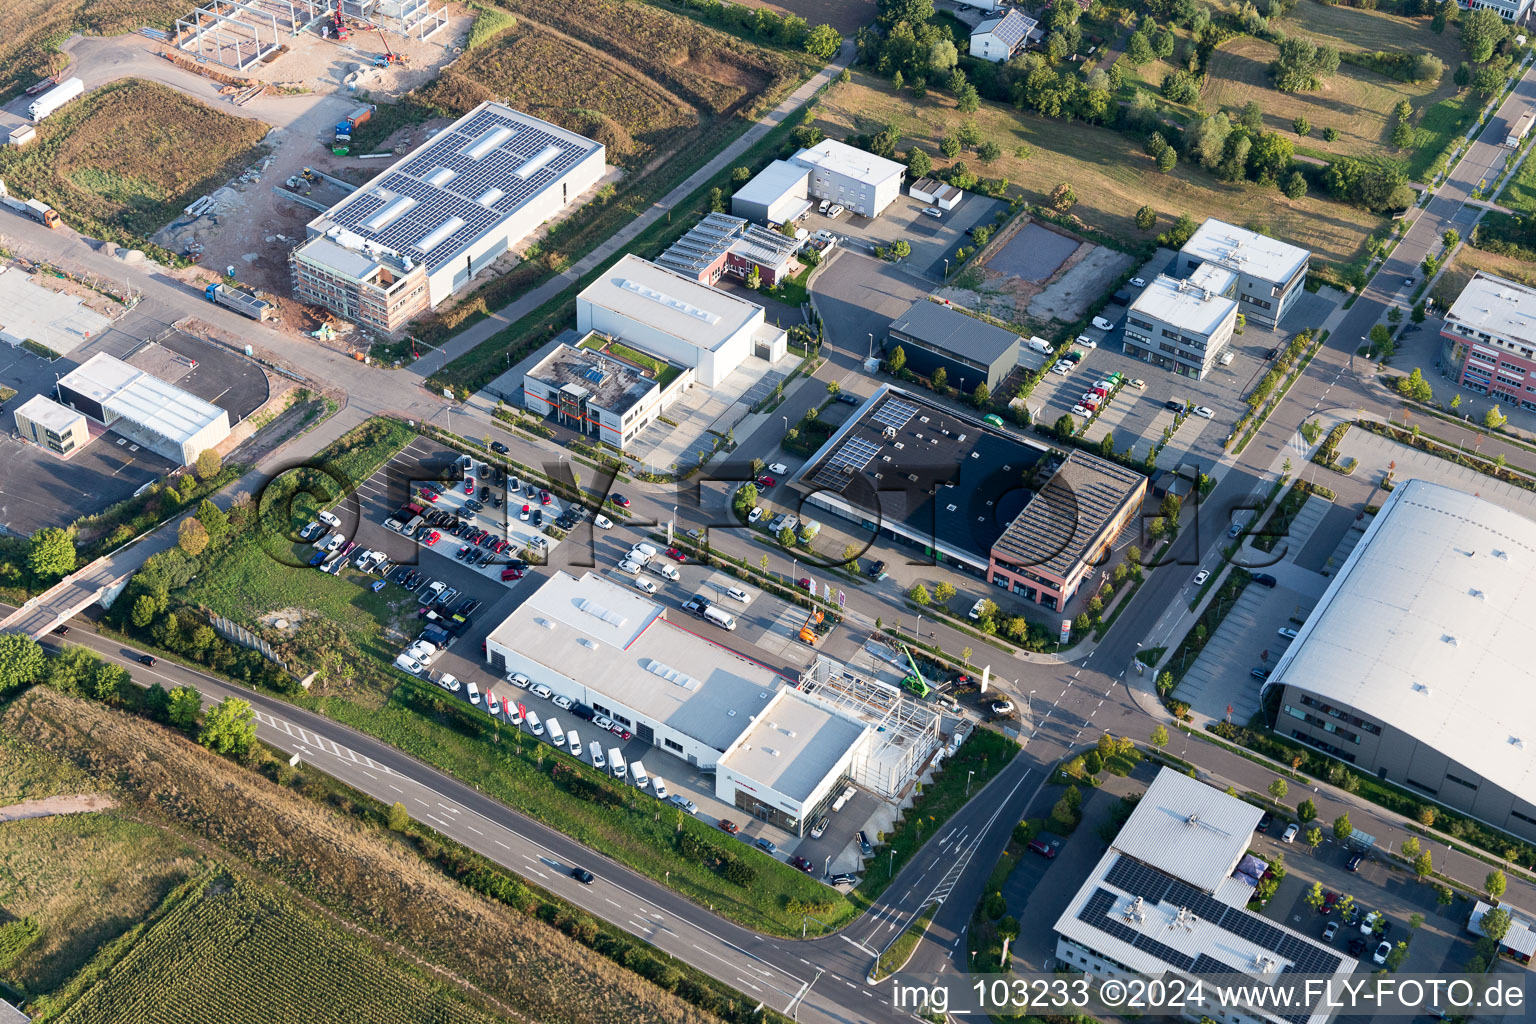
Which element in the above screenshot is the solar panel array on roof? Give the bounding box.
[324,106,595,272]
[809,435,882,490]
[657,212,744,276]
[870,396,919,432]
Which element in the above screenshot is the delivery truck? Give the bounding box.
[1507,110,1535,148]
[0,179,59,228]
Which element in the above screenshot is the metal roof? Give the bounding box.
[1130,268,1239,338]
[1114,768,1261,890]
[790,139,904,189]
[972,8,1036,46]
[1182,219,1309,286]
[309,102,602,273]
[56,353,226,445]
[656,213,798,279]
[15,393,84,433]
[991,450,1146,579]
[1264,479,1536,800]
[731,159,809,207]
[718,689,869,803]
[1470,900,1536,957]
[888,299,1023,368]
[579,254,764,353]
[1444,271,1536,350]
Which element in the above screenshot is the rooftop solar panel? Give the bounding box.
[870,396,919,432]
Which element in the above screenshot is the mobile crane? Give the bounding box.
[372,23,408,66]
[331,0,350,42]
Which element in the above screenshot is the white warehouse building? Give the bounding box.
[53,353,229,466]
[484,572,888,834]
[791,139,904,218]
[576,254,786,388]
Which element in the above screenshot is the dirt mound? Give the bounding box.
[413,69,494,117]
[564,108,636,160]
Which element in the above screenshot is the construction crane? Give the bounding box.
[896,640,930,698]
[372,23,407,66]
[331,0,350,41]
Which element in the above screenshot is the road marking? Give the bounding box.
[606,898,622,907]
[494,839,509,849]
[389,783,403,793]
[465,824,482,835]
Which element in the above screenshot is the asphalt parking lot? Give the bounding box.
[801,192,1007,282]
[810,250,930,360]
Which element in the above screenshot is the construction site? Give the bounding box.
[172,0,450,73]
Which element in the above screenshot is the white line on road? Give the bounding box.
[389,783,402,793]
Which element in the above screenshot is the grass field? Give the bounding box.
[0,0,180,103]
[0,79,267,247]
[0,733,94,804]
[731,0,872,34]
[1496,146,1536,214]
[1201,5,1469,168]
[51,872,508,1024]
[813,72,1384,271]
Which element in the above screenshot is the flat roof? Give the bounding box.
[1266,479,1536,801]
[1182,219,1309,286]
[1131,269,1238,338]
[889,299,1022,368]
[1116,768,1260,890]
[579,254,763,354]
[718,689,869,803]
[56,353,226,445]
[525,340,658,415]
[15,393,84,432]
[790,384,1049,566]
[308,102,602,274]
[791,139,904,189]
[1444,271,1536,349]
[992,449,1146,579]
[732,159,808,207]
[488,572,786,751]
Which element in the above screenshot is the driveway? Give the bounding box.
[810,250,931,359]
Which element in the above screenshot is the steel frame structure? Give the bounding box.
[797,654,941,800]
[175,0,281,69]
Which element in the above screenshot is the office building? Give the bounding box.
[1178,220,1309,329]
[1440,271,1536,409]
[53,353,229,466]
[1468,900,1535,965]
[1055,768,1358,1024]
[1263,479,1536,843]
[657,212,800,288]
[13,394,89,457]
[791,139,905,218]
[576,254,786,388]
[522,334,686,453]
[1123,265,1240,379]
[1459,0,1532,22]
[292,102,605,334]
[988,449,1146,611]
[887,298,1023,394]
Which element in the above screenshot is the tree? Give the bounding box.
[934,581,956,604]
[1240,100,1265,132]
[890,240,912,260]
[876,0,934,27]
[956,120,983,147]
[939,134,960,158]
[1306,827,1323,849]
[1293,115,1311,136]
[1388,305,1404,324]
[27,527,75,581]
[130,594,159,628]
[1126,31,1154,66]
[707,187,726,213]
[1305,881,1326,910]
[1333,813,1354,842]
[1412,301,1427,324]
[1414,850,1433,877]
[1486,869,1507,901]
[976,140,1001,163]
[908,146,932,179]
[972,382,991,406]
[1150,724,1168,749]
[932,366,948,391]
[1402,836,1422,859]
[891,69,905,91]
[1135,204,1157,231]
[197,499,229,546]
[1396,367,1434,403]
[194,448,222,482]
[909,583,931,606]
[1283,171,1308,200]
[956,83,980,113]
[746,264,762,290]
[178,517,209,556]
[1461,7,1508,63]
[1416,804,1437,827]
[1271,38,1340,92]
[777,525,797,549]
[804,23,840,59]
[1443,227,1460,249]
[1054,413,1076,437]
[1485,404,1508,429]
[199,697,256,757]
[1156,147,1177,173]
[167,685,202,733]
[1189,114,1231,170]
[888,345,906,373]
[1050,182,1077,212]
[388,801,411,831]
[1481,906,1513,942]
[1297,799,1317,823]
[1269,778,1289,802]
[0,634,45,696]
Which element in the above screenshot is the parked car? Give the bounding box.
[490,440,508,453]
[990,700,1014,716]
[1130,276,1147,287]
[789,854,816,872]
[1372,940,1392,965]
[1256,813,1273,833]
[857,830,874,856]
[667,794,698,814]
[1346,853,1364,872]
[757,475,776,488]
[1278,627,1299,639]
[1252,573,1277,588]
[611,494,630,508]
[810,816,829,839]
[1323,921,1339,942]
[1193,406,1215,419]
[755,837,778,855]
[867,560,886,578]
[552,694,574,710]
[768,462,788,475]
[500,567,524,583]
[718,819,740,835]
[1028,835,1061,859]
[1282,823,1299,843]
[1361,911,1383,934]
[1251,667,1271,680]
[828,872,859,886]
[1091,316,1115,330]
[1347,936,1367,957]
[666,547,687,562]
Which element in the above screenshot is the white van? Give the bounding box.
[724,586,749,603]
[609,747,626,780]
[318,509,341,529]
[527,710,544,736]
[506,701,523,726]
[645,560,680,582]
[651,777,669,799]
[566,729,581,756]
[590,742,607,768]
[544,716,563,745]
[467,681,481,705]
[630,758,650,789]
[631,543,659,561]
[703,606,737,631]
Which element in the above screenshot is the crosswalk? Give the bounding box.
[253,708,397,776]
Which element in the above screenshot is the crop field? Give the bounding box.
[731,0,872,35]
[0,79,267,246]
[52,872,507,1024]
[3,687,724,1024]
[420,19,698,168]
[1201,5,1466,163]
[814,73,1383,272]
[0,0,180,102]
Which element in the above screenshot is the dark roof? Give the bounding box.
[992,450,1146,577]
[974,9,1036,47]
[888,300,1022,370]
[526,337,659,415]
[791,385,1048,565]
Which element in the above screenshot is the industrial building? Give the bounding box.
[1055,768,1357,1024]
[483,572,939,832]
[575,254,786,388]
[1178,220,1309,329]
[988,449,1146,612]
[887,298,1024,394]
[1469,900,1535,965]
[1262,479,1536,843]
[729,141,904,223]
[789,384,1051,576]
[1440,271,1536,409]
[521,333,685,452]
[13,394,89,457]
[53,353,229,466]
[292,102,605,334]
[656,212,800,288]
[970,8,1036,62]
[1123,265,1240,379]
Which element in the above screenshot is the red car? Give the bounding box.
[495,539,509,553]
[464,478,475,495]
[501,567,525,581]
[419,487,439,503]
[717,819,741,835]
[538,489,551,505]
[789,855,815,874]
[797,577,812,590]
[757,475,776,488]
[426,530,441,546]
[666,547,687,563]
[608,723,632,740]
[611,494,630,508]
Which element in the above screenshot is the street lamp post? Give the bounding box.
[943,258,949,280]
[868,332,874,359]
[966,769,975,796]
[782,414,789,436]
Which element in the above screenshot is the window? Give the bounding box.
[1445,772,1478,790]
[1511,809,1536,826]
[663,737,683,753]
